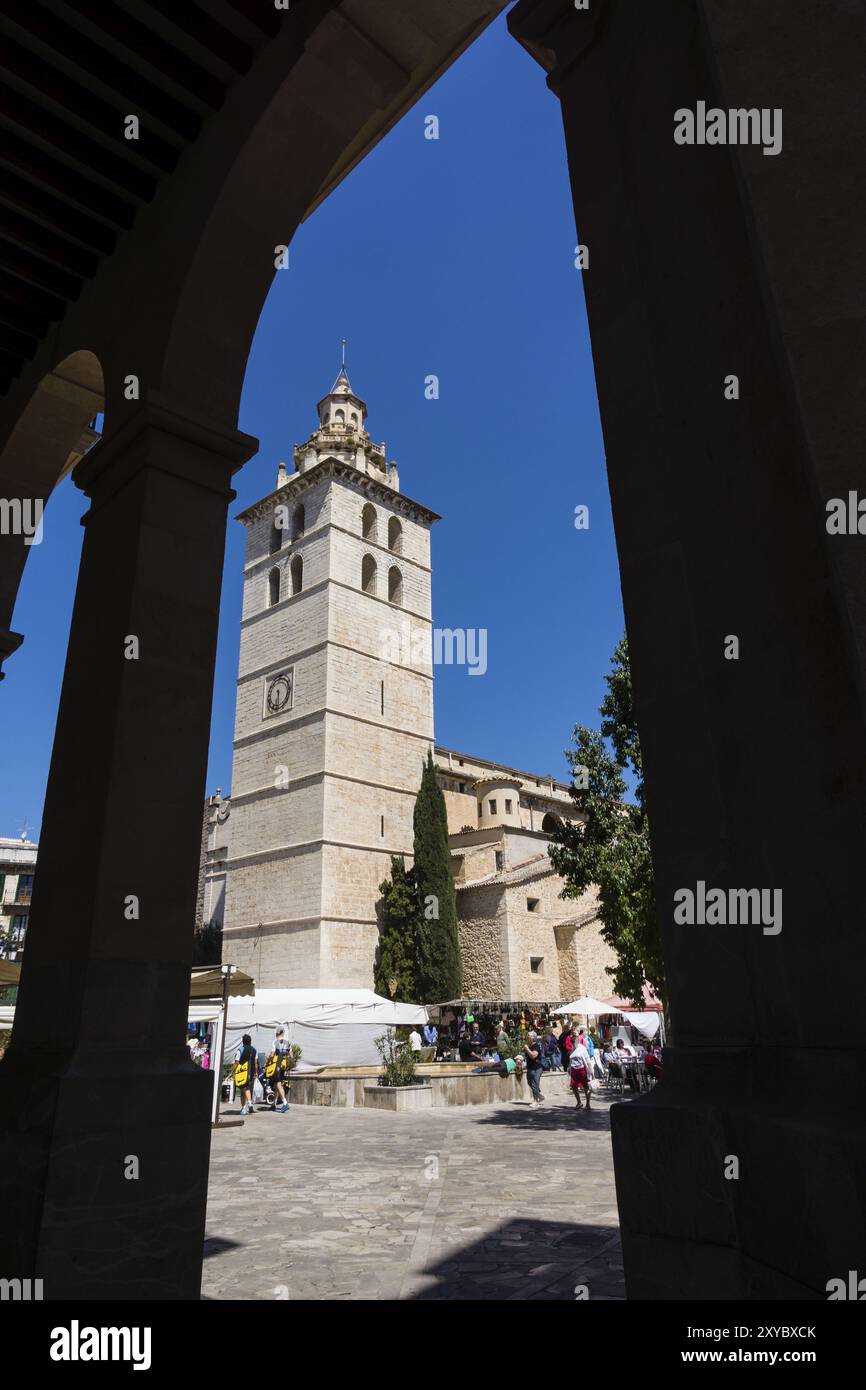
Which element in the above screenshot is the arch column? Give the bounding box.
[0,393,255,1299]
[510,0,866,1297]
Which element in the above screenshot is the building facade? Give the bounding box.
[215,367,612,1001]
[0,837,37,961]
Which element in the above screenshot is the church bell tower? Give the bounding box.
[222,357,440,987]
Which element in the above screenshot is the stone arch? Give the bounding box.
[361,553,377,595]
[387,516,403,554]
[268,568,281,607]
[0,349,104,669]
[388,565,403,606]
[362,502,377,542]
[292,504,305,540]
[541,812,563,835]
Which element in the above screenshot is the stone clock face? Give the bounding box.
[266,672,293,714]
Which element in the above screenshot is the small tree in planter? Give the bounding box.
[374,1028,419,1087]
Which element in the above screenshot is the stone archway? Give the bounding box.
[0,350,103,675]
[0,0,511,1301]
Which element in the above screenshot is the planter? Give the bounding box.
[363,1083,433,1112]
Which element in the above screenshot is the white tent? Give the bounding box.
[225,989,428,1071]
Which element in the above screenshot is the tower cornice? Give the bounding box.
[236,455,441,527]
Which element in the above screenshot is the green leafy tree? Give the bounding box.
[548,636,667,1018]
[413,751,462,1002]
[374,855,422,1001]
[192,919,222,966]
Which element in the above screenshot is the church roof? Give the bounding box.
[317,358,366,416]
[330,365,352,394]
[457,851,554,891]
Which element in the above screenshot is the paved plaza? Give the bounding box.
[202,1088,629,1300]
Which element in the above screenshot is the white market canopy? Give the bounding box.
[225,988,427,1072]
[553,996,621,1016]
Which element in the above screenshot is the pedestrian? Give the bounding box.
[409,1026,422,1053]
[265,1027,290,1113]
[524,1031,545,1108]
[496,1017,510,1056]
[560,1022,574,1071]
[542,1028,561,1071]
[569,1036,593,1110]
[233,1033,257,1116]
[422,1020,438,1049]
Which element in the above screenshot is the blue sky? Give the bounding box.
[1,12,625,841]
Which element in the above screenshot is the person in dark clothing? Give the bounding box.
[459,1033,484,1062]
[233,1033,257,1116]
[542,1030,561,1071]
[524,1031,544,1107]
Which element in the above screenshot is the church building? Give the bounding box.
[204,363,614,1003]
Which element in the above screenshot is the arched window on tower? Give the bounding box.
[269,518,282,554]
[351,412,359,427]
[292,504,305,540]
[388,565,403,606]
[361,554,377,596]
[362,502,377,542]
[268,568,280,607]
[388,516,402,554]
[334,408,345,425]
[290,554,303,595]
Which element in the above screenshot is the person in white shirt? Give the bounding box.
[408,1028,422,1053]
[569,1039,593,1109]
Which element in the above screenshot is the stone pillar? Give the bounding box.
[0,395,256,1299]
[509,0,866,1296]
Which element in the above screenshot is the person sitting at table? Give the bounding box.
[458,1031,485,1062]
[644,1040,663,1082]
[615,1038,640,1090]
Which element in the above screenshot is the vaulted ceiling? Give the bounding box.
[0,1,284,396]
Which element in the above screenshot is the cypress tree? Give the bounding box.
[413,750,462,1001]
[374,855,422,1001]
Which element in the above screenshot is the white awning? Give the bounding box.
[552,995,621,1016]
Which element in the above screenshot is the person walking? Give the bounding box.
[569,1036,593,1110]
[266,1027,290,1113]
[559,1023,575,1071]
[233,1033,258,1116]
[524,1031,545,1108]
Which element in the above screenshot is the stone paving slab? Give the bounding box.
[202,1089,629,1301]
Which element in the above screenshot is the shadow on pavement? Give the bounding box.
[407,1216,624,1300]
